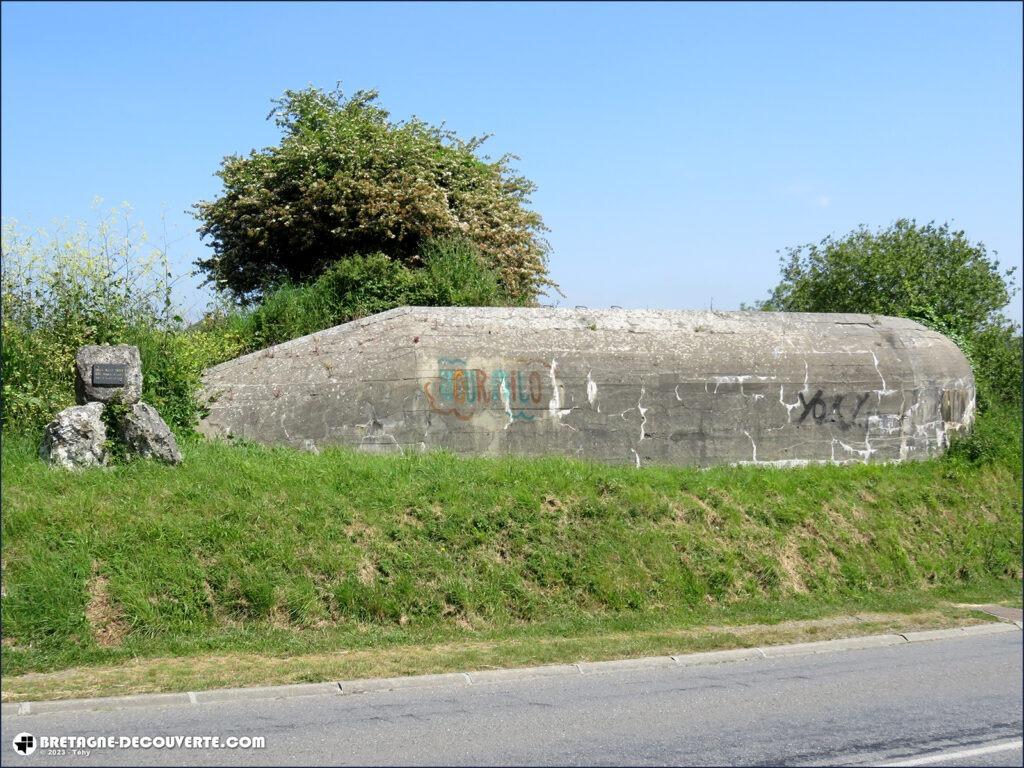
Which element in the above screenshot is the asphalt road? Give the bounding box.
[3,632,1021,766]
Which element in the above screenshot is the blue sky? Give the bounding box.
[2,1,1021,321]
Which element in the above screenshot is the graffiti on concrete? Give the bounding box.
[424,358,545,421]
[796,389,873,428]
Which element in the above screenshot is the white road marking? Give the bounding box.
[879,738,1023,766]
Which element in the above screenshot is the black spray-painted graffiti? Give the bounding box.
[797,389,873,429]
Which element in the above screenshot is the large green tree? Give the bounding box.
[756,219,1021,405]
[193,86,553,303]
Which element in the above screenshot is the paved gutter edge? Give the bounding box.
[3,621,1019,717]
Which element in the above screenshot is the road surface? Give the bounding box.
[3,631,1021,766]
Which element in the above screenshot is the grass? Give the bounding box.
[1,407,1021,700]
[1,605,1006,702]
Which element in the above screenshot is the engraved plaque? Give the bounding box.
[92,363,128,388]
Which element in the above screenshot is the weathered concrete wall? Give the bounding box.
[198,308,975,467]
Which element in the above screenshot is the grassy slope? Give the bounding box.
[2,409,1021,685]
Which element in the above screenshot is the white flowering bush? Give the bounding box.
[1,211,246,435]
[193,86,554,304]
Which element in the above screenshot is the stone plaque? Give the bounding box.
[92,363,128,388]
[76,345,142,404]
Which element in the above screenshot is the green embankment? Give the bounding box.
[1,408,1021,684]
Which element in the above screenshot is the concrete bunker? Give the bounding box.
[198,307,975,467]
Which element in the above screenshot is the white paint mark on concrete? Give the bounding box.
[548,359,572,421]
[736,429,838,467]
[837,437,875,463]
[714,375,751,394]
[742,429,758,463]
[870,350,897,397]
[548,360,560,415]
[637,386,648,441]
[963,388,977,428]
[586,370,599,411]
[779,385,801,420]
[898,394,911,462]
[499,377,514,430]
[734,458,822,468]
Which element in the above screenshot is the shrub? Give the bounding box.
[409,237,513,308]
[134,326,246,431]
[193,86,554,304]
[946,403,1022,473]
[223,237,514,353]
[968,321,1023,409]
[0,213,235,437]
[755,219,1021,409]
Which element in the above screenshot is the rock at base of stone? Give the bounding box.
[40,402,107,469]
[75,345,143,405]
[118,403,182,465]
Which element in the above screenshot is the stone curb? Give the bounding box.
[338,672,467,694]
[671,647,764,666]
[4,622,1017,717]
[757,633,906,657]
[899,622,1018,643]
[576,656,675,675]
[468,663,582,684]
[3,692,192,717]
[958,622,1019,636]
[193,682,339,704]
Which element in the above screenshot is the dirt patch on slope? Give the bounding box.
[85,568,128,648]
